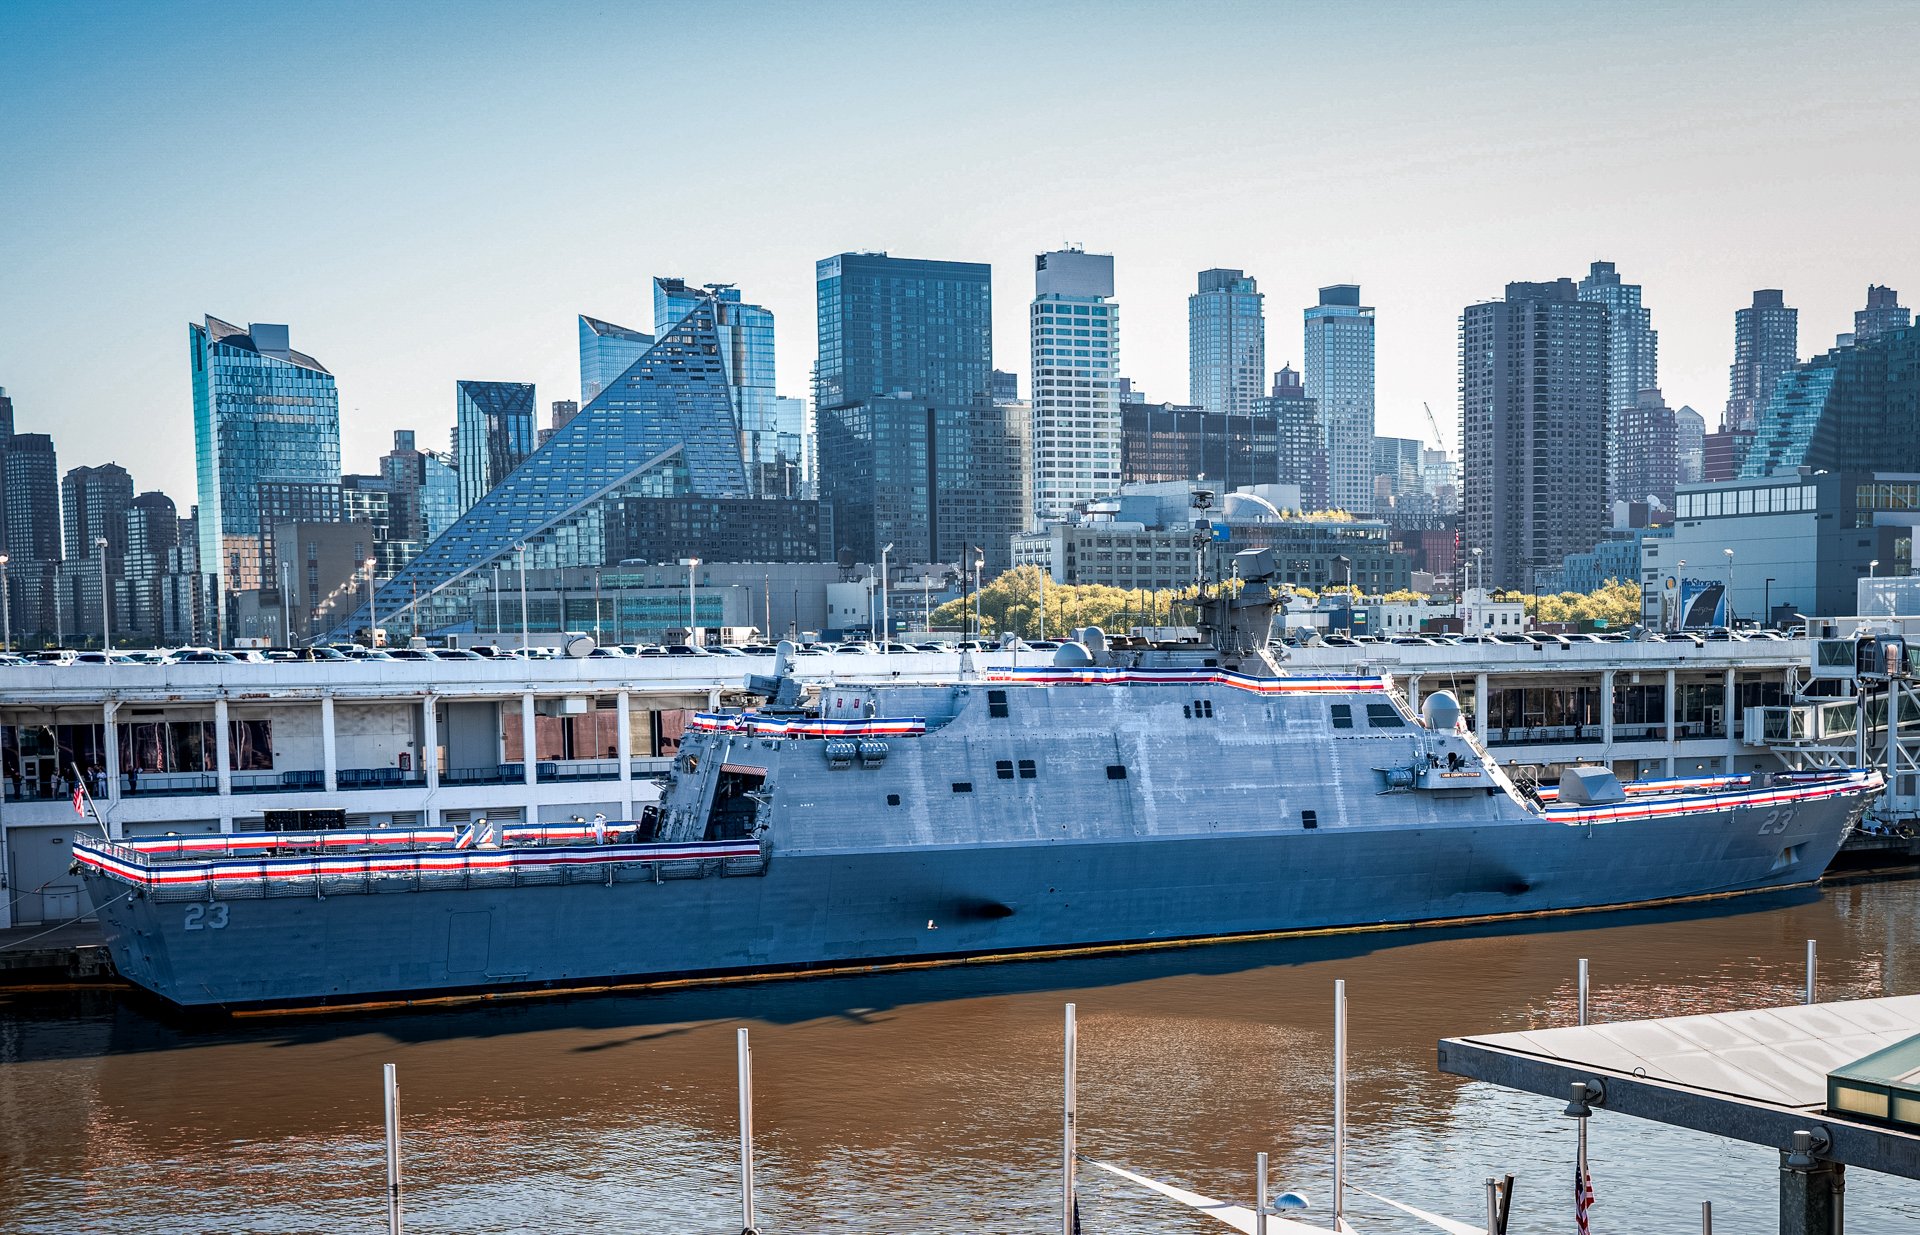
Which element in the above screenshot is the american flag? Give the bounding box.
[71,783,86,817]
[1574,1155,1595,1233]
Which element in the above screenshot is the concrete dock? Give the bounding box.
[0,920,118,986]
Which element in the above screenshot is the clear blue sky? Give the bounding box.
[2,1,1916,503]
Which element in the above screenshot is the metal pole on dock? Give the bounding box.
[1805,939,1817,1005]
[1484,1176,1498,1235]
[737,1027,757,1235]
[1333,979,1346,1230]
[382,1062,402,1235]
[1255,1152,1269,1235]
[1701,1199,1713,1233]
[1063,1002,1078,1235]
[1576,959,1588,1230]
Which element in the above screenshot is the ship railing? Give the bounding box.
[1539,768,1881,826]
[72,833,769,900]
[685,712,928,738]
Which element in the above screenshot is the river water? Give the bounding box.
[2,876,1918,1234]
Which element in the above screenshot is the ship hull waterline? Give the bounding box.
[82,796,1855,1013]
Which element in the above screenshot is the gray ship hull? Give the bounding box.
[85,796,1855,1010]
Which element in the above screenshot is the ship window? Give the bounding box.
[1330,704,1353,729]
[1106,764,1127,780]
[1018,759,1037,779]
[1366,703,1407,729]
[996,760,1015,780]
[952,781,973,793]
[988,689,1009,718]
[1302,809,1318,829]
[1190,699,1213,718]
[886,793,901,806]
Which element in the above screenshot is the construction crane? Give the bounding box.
[1421,401,1447,452]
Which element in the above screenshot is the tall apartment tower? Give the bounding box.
[1613,388,1680,511]
[191,317,342,603]
[1188,268,1265,419]
[1029,249,1120,524]
[655,277,783,498]
[4,433,61,566]
[1577,261,1658,501]
[1855,285,1911,344]
[1725,290,1798,433]
[1460,279,1609,590]
[62,463,135,572]
[1303,285,1376,514]
[453,381,536,513]
[1674,404,1707,484]
[1259,366,1325,510]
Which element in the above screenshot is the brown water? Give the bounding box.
[3,877,1919,1234]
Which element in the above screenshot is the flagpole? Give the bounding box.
[1333,978,1346,1231]
[71,760,109,841]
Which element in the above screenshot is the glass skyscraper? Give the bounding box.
[454,380,536,512]
[1030,249,1121,524]
[1303,286,1376,515]
[578,315,653,405]
[324,295,825,641]
[1578,260,1659,504]
[1188,268,1265,419]
[818,397,1030,574]
[191,317,342,604]
[814,252,993,409]
[654,277,785,498]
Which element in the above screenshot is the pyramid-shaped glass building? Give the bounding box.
[325,295,825,639]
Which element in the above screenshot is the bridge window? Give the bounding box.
[996,760,1015,780]
[1018,759,1037,779]
[1366,703,1407,729]
[987,689,1009,718]
[1330,704,1353,729]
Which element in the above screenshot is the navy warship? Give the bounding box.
[74,550,1881,1010]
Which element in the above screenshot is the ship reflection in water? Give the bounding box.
[3,879,1920,1234]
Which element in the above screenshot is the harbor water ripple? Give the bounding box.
[3,875,1919,1233]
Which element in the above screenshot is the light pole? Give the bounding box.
[364,558,378,648]
[492,565,503,638]
[516,544,529,651]
[973,550,985,643]
[0,553,11,653]
[1674,558,1687,631]
[1870,558,1880,578]
[681,557,700,647]
[879,543,893,658]
[94,537,112,653]
[1764,577,1776,628]
[281,561,294,647]
[1723,547,1735,627]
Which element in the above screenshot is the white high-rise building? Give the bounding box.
[1030,249,1120,524]
[1303,285,1376,514]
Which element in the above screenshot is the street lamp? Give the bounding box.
[1674,559,1687,632]
[94,537,111,653]
[1870,558,1880,578]
[879,543,893,660]
[515,544,530,651]
[364,558,378,648]
[0,553,12,653]
[972,550,985,643]
[680,557,700,647]
[1470,547,1483,595]
[1723,547,1735,627]
[1764,577,1776,628]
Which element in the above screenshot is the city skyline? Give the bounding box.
[3,3,1916,501]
